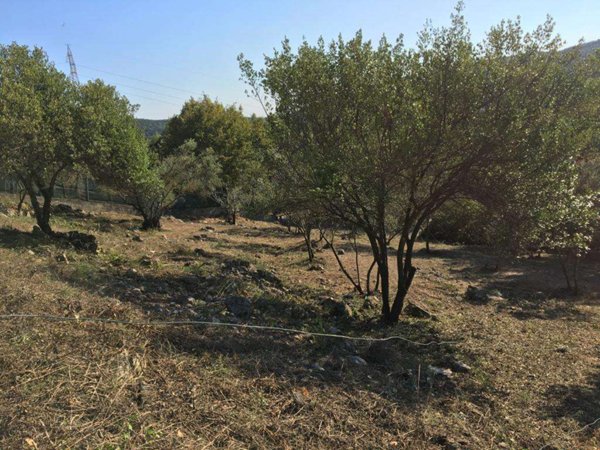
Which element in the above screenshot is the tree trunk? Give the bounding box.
[387,235,418,324]
[559,255,572,292]
[301,226,314,262]
[17,190,26,214]
[142,215,161,230]
[25,183,54,235]
[366,259,377,294]
[379,258,392,322]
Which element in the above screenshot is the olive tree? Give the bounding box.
[125,141,221,230]
[240,6,598,323]
[0,45,154,235]
[159,97,268,224]
[0,44,77,234]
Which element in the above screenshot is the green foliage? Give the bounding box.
[159,96,271,223]
[0,44,79,233]
[77,80,151,186]
[240,4,600,322]
[539,190,598,257]
[0,44,159,234]
[422,200,490,245]
[116,139,222,230]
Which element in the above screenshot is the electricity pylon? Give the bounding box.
[66,44,79,84]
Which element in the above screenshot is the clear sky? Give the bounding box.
[2,0,598,119]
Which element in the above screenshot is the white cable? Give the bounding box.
[0,313,457,346]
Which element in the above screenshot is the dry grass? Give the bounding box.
[0,194,598,449]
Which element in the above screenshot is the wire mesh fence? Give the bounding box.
[0,175,128,205]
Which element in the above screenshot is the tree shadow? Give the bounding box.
[431,246,600,321]
[155,312,481,412]
[51,243,484,412]
[0,227,51,250]
[543,357,600,435]
[219,224,299,239]
[216,238,288,256]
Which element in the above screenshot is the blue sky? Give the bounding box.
[2,0,598,119]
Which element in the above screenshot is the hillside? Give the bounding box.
[135,118,169,138]
[578,39,600,57]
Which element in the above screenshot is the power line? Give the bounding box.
[0,313,459,346]
[97,80,188,102]
[77,63,201,96]
[118,91,181,107]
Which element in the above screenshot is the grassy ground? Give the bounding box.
[0,194,598,449]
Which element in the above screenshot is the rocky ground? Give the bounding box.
[0,195,598,449]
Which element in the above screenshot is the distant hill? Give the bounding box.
[579,39,600,57]
[564,39,600,57]
[135,118,168,138]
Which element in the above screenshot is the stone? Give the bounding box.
[404,302,435,319]
[348,355,367,366]
[55,252,69,264]
[194,248,210,257]
[310,362,325,371]
[465,286,489,304]
[449,361,472,373]
[224,296,253,318]
[336,248,346,255]
[555,345,569,353]
[428,365,453,379]
[330,301,354,319]
[62,231,98,253]
[140,256,154,267]
[363,296,379,310]
[365,341,393,365]
[308,264,324,272]
[132,235,143,242]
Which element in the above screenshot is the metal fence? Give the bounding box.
[0,176,128,205]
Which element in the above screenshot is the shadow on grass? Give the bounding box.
[422,244,600,321]
[220,224,299,239]
[0,226,53,250]
[53,242,483,411]
[543,358,600,434]
[155,311,481,411]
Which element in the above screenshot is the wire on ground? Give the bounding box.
[0,313,458,346]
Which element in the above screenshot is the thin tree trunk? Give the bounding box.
[353,234,362,293]
[302,226,314,262]
[323,233,364,294]
[366,259,377,294]
[559,256,572,292]
[17,190,26,214]
[572,254,579,295]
